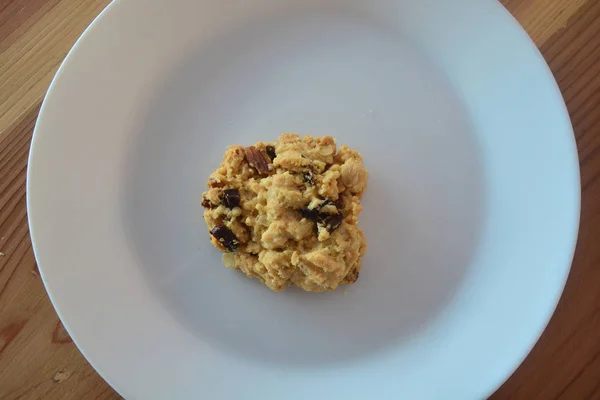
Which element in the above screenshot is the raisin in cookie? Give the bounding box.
[202,133,368,292]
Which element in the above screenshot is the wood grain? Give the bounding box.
[491,2,600,397]
[0,0,598,398]
[0,2,116,399]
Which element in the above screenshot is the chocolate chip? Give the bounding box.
[322,213,343,232]
[302,171,315,185]
[210,225,239,251]
[265,145,276,161]
[222,189,241,208]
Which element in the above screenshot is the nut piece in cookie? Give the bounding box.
[244,146,273,175]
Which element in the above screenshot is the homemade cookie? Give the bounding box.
[201,133,368,292]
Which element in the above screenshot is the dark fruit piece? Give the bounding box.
[343,269,359,284]
[318,199,332,209]
[300,198,344,233]
[201,195,215,209]
[300,207,320,221]
[300,199,337,222]
[222,189,241,208]
[302,171,315,185]
[208,177,225,188]
[322,213,343,233]
[265,145,277,161]
[210,225,239,252]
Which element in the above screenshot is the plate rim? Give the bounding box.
[26,0,581,398]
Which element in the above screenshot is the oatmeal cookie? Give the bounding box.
[202,133,368,292]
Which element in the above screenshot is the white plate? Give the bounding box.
[27,0,580,398]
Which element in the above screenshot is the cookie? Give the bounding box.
[201,133,368,292]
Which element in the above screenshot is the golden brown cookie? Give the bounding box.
[202,133,368,292]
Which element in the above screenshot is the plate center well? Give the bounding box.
[123,11,484,367]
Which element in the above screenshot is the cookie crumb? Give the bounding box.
[52,370,70,383]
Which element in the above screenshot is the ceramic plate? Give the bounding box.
[27,0,580,398]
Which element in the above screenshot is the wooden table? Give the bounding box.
[0,0,598,398]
